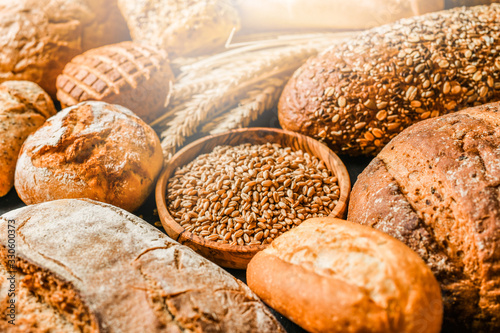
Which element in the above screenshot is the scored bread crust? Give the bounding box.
[0,199,285,332]
[348,102,500,332]
[279,4,500,156]
[117,0,240,56]
[56,41,174,123]
[247,218,443,333]
[0,81,56,197]
[14,101,163,212]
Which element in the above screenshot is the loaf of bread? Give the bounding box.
[0,81,56,197]
[348,102,500,332]
[236,0,444,32]
[15,101,163,212]
[56,42,174,123]
[247,217,443,333]
[117,0,240,56]
[279,4,500,156]
[0,0,130,97]
[0,199,285,332]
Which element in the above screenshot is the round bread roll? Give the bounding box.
[56,41,174,124]
[278,4,500,156]
[0,81,56,197]
[247,217,443,333]
[348,102,500,332]
[0,0,130,97]
[117,0,240,56]
[15,101,163,212]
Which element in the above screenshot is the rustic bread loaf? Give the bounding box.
[56,42,173,123]
[117,0,240,56]
[0,81,56,197]
[348,102,500,332]
[0,199,285,332]
[236,0,444,32]
[14,101,163,212]
[279,4,500,156]
[0,0,129,97]
[247,217,443,333]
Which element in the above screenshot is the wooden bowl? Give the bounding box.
[155,127,350,269]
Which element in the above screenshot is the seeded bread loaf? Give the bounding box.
[0,81,56,197]
[117,0,240,56]
[348,102,500,332]
[0,0,130,97]
[247,218,443,333]
[279,4,500,156]
[56,42,174,123]
[15,101,163,212]
[0,199,285,332]
[236,0,444,32]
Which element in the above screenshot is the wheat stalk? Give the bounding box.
[201,76,286,135]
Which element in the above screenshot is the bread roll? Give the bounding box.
[279,4,500,156]
[56,42,174,123]
[0,81,56,197]
[15,101,163,212]
[247,217,443,333]
[0,0,130,97]
[236,0,444,32]
[348,102,500,332]
[0,199,285,332]
[117,0,240,56]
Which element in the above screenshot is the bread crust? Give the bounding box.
[56,41,174,123]
[0,81,56,197]
[15,101,163,212]
[0,199,285,332]
[348,102,500,332]
[279,4,500,156]
[247,218,443,333]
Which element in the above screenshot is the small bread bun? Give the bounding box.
[15,101,163,212]
[247,218,443,333]
[56,41,174,123]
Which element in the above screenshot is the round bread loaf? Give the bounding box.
[247,217,443,333]
[117,0,240,56]
[0,0,130,97]
[0,81,56,197]
[15,101,163,212]
[279,4,500,156]
[348,102,500,332]
[0,199,285,332]
[56,42,174,123]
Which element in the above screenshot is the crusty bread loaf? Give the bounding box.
[56,42,174,123]
[14,101,163,212]
[236,0,444,32]
[117,0,240,56]
[348,102,500,332]
[247,217,443,333]
[0,199,285,332]
[279,4,500,156]
[0,81,56,197]
[0,0,130,97]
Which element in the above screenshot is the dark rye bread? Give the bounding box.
[348,102,500,332]
[279,4,500,156]
[0,199,285,332]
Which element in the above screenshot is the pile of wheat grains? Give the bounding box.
[167,143,340,246]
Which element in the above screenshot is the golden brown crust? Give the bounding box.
[0,81,56,197]
[0,199,285,332]
[348,102,500,332]
[247,218,443,333]
[279,4,500,156]
[14,101,163,212]
[117,0,240,56]
[56,41,174,123]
